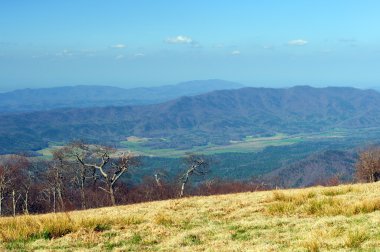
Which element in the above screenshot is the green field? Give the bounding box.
[35,127,380,159]
[117,130,350,157]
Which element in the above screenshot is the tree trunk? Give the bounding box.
[57,187,65,211]
[80,171,86,210]
[12,190,16,217]
[0,192,3,216]
[179,172,190,198]
[52,189,56,213]
[80,187,86,210]
[109,184,116,206]
[179,182,186,198]
[24,191,29,214]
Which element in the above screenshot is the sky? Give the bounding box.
[1,0,380,91]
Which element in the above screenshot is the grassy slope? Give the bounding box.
[2,183,380,251]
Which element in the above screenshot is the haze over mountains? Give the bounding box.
[0,79,243,114]
[1,84,380,154]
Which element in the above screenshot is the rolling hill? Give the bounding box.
[1,85,380,154]
[264,150,357,187]
[2,182,380,251]
[0,79,243,114]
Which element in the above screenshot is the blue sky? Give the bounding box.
[1,1,380,91]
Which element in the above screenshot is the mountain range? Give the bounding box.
[1,85,380,154]
[0,79,243,114]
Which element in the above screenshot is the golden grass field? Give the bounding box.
[1,182,380,251]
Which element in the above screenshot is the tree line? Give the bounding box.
[3,141,379,217]
[0,142,268,216]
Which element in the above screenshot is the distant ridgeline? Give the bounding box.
[0,79,243,113]
[1,85,380,154]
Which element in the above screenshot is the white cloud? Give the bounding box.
[134,53,145,57]
[53,49,101,58]
[55,49,74,57]
[263,45,275,50]
[288,39,308,46]
[231,50,241,55]
[115,54,125,60]
[111,44,127,49]
[165,35,193,44]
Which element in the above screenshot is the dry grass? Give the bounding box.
[1,183,380,251]
[266,185,380,217]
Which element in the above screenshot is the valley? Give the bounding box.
[33,127,380,188]
[38,129,356,158]
[3,85,380,155]
[3,85,380,188]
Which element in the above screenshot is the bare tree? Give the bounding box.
[11,189,21,216]
[179,154,210,197]
[101,152,140,205]
[65,142,104,209]
[70,143,140,206]
[44,150,67,212]
[154,173,162,187]
[19,169,33,214]
[0,162,12,216]
[356,147,380,182]
[0,155,30,216]
[154,170,169,188]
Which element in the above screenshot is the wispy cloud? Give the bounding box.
[115,54,125,60]
[77,49,98,57]
[111,44,127,49]
[53,49,100,58]
[263,45,275,50]
[55,49,74,57]
[165,35,193,44]
[288,39,308,46]
[134,53,145,57]
[338,38,357,47]
[231,50,241,55]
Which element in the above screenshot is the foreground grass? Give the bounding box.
[1,183,380,251]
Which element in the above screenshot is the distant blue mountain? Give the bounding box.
[0,79,244,113]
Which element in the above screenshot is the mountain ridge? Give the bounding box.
[0,79,244,114]
[1,85,380,154]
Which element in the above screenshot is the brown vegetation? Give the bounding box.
[0,145,270,216]
[356,147,380,182]
[1,183,380,251]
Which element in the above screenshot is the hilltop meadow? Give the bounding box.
[1,182,380,251]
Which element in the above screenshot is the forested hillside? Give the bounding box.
[1,86,380,154]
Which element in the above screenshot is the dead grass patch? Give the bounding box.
[1,183,380,251]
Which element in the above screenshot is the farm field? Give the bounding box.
[36,129,362,159]
[104,127,380,157]
[1,182,380,251]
